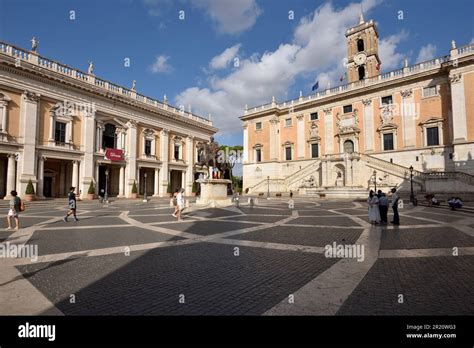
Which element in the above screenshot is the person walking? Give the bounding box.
[63,187,79,222]
[390,187,400,225]
[379,192,389,224]
[171,188,180,217]
[175,188,185,221]
[6,190,21,230]
[367,190,381,224]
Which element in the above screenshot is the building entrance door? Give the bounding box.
[44,177,53,197]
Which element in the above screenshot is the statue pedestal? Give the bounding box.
[196,179,232,207]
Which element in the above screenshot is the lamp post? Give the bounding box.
[373,170,377,192]
[229,153,236,194]
[409,165,415,204]
[104,169,109,203]
[143,171,148,202]
[267,175,270,199]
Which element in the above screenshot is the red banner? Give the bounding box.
[105,148,124,161]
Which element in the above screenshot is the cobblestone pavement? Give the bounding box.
[0,198,473,315]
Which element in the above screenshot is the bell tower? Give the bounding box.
[345,10,381,83]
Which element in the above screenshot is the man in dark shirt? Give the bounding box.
[63,187,79,222]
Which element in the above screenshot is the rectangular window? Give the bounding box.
[255,122,262,130]
[311,144,319,158]
[381,95,393,105]
[423,86,438,98]
[427,126,440,146]
[285,146,292,161]
[256,149,262,162]
[343,104,352,114]
[174,144,180,160]
[310,112,318,121]
[383,133,394,151]
[145,139,152,155]
[54,121,66,143]
[285,118,292,127]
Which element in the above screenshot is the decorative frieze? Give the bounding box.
[23,91,40,103]
[126,119,137,129]
[400,89,413,98]
[361,98,372,106]
[449,73,462,84]
[269,116,279,125]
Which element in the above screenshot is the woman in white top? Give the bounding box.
[176,188,185,220]
[367,190,381,224]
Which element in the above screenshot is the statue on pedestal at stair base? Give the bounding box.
[299,175,317,188]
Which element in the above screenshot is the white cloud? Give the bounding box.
[149,55,173,73]
[209,44,242,70]
[192,0,262,35]
[416,43,437,63]
[378,31,408,71]
[175,0,407,136]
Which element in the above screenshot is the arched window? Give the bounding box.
[358,66,365,80]
[102,123,117,149]
[343,140,354,153]
[357,39,364,52]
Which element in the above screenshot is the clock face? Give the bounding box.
[354,52,367,66]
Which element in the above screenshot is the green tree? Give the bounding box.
[131,180,138,194]
[25,179,35,195]
[87,180,95,194]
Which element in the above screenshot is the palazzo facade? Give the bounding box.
[0,40,217,199]
[241,15,474,197]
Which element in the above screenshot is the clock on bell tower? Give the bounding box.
[345,11,381,83]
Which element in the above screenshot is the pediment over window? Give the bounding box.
[143,128,156,137]
[419,117,443,126]
[253,143,263,149]
[377,123,398,132]
[281,141,294,147]
[172,135,184,143]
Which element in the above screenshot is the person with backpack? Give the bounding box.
[63,187,79,222]
[6,190,22,230]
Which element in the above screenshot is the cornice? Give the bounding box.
[0,60,217,134]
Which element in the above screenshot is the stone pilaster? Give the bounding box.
[18,91,40,197]
[185,136,194,195]
[242,122,249,163]
[125,120,138,197]
[296,114,305,158]
[449,72,467,142]
[401,89,416,148]
[362,98,374,151]
[323,108,333,155]
[269,117,279,160]
[159,129,169,197]
[4,154,17,199]
[79,108,96,198]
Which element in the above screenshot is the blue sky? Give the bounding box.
[1,0,473,148]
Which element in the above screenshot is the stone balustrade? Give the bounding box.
[244,43,474,116]
[0,41,213,127]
